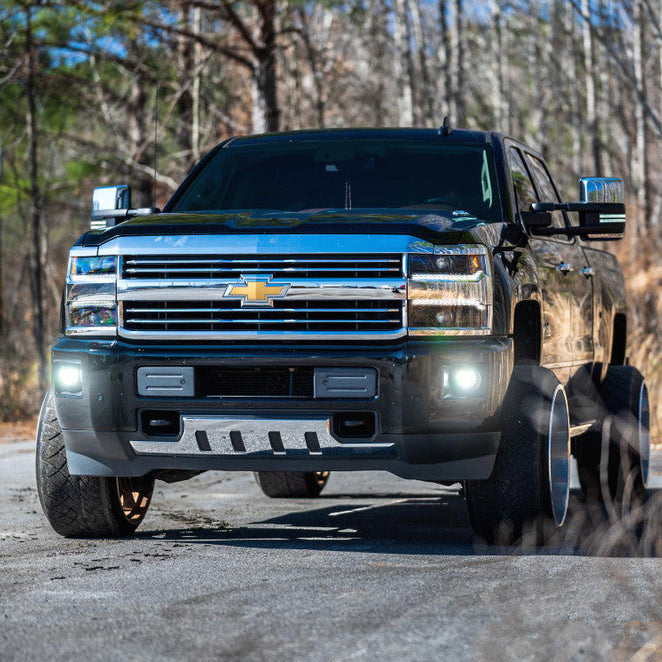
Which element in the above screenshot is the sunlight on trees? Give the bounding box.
[0,0,660,420]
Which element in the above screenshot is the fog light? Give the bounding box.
[444,365,483,398]
[55,363,82,394]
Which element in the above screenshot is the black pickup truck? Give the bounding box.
[36,128,650,544]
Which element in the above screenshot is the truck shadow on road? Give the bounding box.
[145,487,662,557]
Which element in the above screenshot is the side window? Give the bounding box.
[524,154,566,229]
[508,148,537,214]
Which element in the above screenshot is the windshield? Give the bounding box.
[170,139,501,221]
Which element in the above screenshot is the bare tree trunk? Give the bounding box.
[297,6,328,128]
[0,213,4,340]
[660,0,662,133]
[251,76,266,133]
[454,0,466,125]
[491,1,508,131]
[176,3,194,168]
[255,0,280,132]
[633,0,650,228]
[581,0,603,174]
[371,0,389,126]
[439,0,454,119]
[566,2,583,176]
[598,0,613,174]
[175,3,203,168]
[191,5,202,164]
[393,0,414,125]
[127,77,152,205]
[409,0,434,124]
[282,27,302,131]
[25,6,46,394]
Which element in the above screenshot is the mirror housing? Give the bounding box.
[580,177,624,204]
[530,177,626,241]
[90,185,160,230]
[93,184,130,212]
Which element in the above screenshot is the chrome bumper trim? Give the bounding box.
[117,278,406,302]
[129,415,395,457]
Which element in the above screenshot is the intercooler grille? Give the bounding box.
[122,299,403,333]
[122,254,403,279]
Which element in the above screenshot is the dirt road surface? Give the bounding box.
[2,438,662,661]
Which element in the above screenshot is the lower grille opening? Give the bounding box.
[141,410,180,436]
[333,412,376,439]
[199,366,314,398]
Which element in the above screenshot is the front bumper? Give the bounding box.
[52,337,513,481]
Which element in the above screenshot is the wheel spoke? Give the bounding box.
[117,478,153,524]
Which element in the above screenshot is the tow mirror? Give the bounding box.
[90,184,160,230]
[530,177,626,241]
[577,177,626,239]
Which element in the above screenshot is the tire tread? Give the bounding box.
[36,391,151,538]
[254,471,328,498]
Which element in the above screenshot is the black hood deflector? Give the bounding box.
[80,210,497,247]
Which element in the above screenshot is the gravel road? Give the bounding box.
[2,439,662,662]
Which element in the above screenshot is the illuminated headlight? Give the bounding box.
[407,245,492,336]
[65,253,118,337]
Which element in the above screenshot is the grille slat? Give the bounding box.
[125,266,392,274]
[123,254,402,280]
[126,319,399,325]
[125,307,401,314]
[122,299,403,333]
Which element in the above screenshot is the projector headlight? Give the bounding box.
[65,253,118,337]
[70,255,117,276]
[407,245,492,336]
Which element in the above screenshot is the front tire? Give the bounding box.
[575,365,650,506]
[254,471,330,498]
[465,365,571,545]
[36,391,154,538]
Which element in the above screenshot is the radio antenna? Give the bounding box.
[152,76,159,209]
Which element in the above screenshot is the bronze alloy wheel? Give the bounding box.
[313,471,330,487]
[116,477,154,526]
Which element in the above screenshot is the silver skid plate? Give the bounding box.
[129,415,395,457]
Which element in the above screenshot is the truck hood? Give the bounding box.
[81,209,506,248]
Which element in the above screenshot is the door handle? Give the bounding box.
[556,262,572,273]
[581,267,594,277]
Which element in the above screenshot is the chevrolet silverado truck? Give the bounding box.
[36,128,651,544]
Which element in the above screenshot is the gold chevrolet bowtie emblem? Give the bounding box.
[224,275,290,307]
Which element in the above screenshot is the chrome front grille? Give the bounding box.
[122,299,403,333]
[122,255,403,280]
[110,236,419,341]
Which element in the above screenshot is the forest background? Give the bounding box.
[0,0,661,430]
